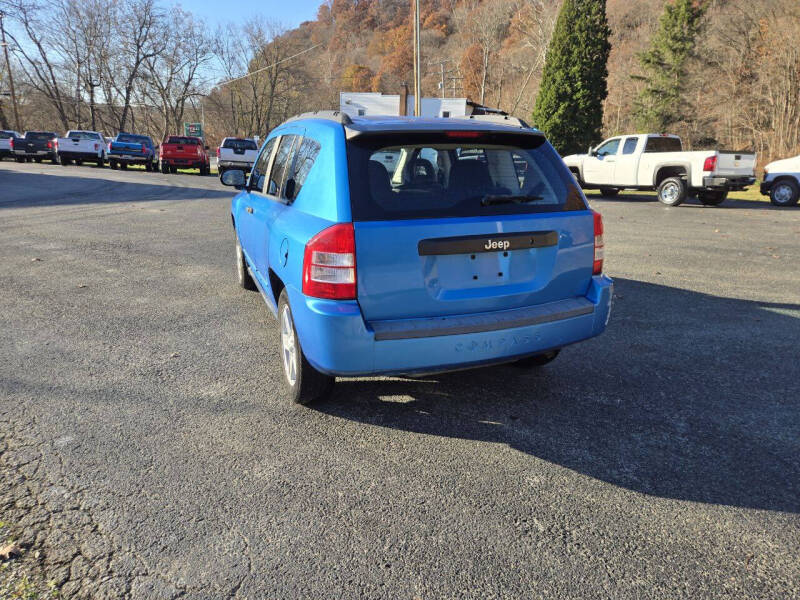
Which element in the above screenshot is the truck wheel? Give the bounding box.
[120,162,127,170]
[278,289,335,405]
[15,156,24,163]
[657,177,687,206]
[51,156,59,164]
[110,160,118,170]
[61,157,70,166]
[697,191,727,206]
[35,157,42,163]
[599,188,620,198]
[235,235,257,291]
[160,162,169,174]
[769,179,799,207]
[96,157,105,168]
[144,162,151,172]
[75,159,83,166]
[170,166,177,174]
[513,349,560,368]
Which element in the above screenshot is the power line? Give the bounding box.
[217,43,322,88]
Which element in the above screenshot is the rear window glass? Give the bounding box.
[26,132,56,140]
[166,136,198,145]
[644,137,682,153]
[67,131,101,140]
[117,134,149,145]
[0,131,17,139]
[347,132,585,221]
[222,138,257,151]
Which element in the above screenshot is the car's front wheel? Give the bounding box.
[235,235,257,291]
[770,179,799,207]
[278,289,335,405]
[657,177,687,206]
[513,349,560,368]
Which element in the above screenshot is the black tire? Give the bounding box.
[51,156,59,164]
[15,156,24,163]
[513,349,560,368]
[277,289,335,405]
[26,157,32,163]
[599,188,620,197]
[160,162,169,174]
[235,235,257,291]
[199,164,207,176]
[657,176,687,206]
[170,166,177,174]
[61,157,70,166]
[218,167,226,177]
[96,158,105,168]
[120,162,127,170]
[35,157,42,163]
[697,190,727,206]
[769,178,800,207]
[110,160,118,170]
[76,159,83,166]
[144,162,152,172]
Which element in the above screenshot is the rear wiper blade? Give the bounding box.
[480,194,545,206]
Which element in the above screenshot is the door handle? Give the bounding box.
[246,206,253,214]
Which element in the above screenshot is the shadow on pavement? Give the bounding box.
[315,278,800,513]
[585,191,787,210]
[0,168,230,209]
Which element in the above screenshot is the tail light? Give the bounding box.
[216,147,220,158]
[9,138,13,150]
[107,142,111,152]
[47,140,53,149]
[94,143,99,151]
[703,155,717,172]
[593,211,604,275]
[141,143,146,154]
[302,223,356,300]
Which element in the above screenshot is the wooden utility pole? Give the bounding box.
[412,0,421,116]
[0,11,21,132]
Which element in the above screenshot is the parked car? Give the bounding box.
[221,112,613,404]
[13,131,58,163]
[761,154,800,207]
[56,130,106,167]
[159,135,210,175]
[0,130,21,160]
[217,137,259,177]
[108,133,158,171]
[562,134,757,206]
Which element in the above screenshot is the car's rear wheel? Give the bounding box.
[278,289,335,405]
[96,157,105,168]
[170,166,177,174]
[513,349,560,368]
[657,177,687,206]
[119,162,127,170]
[35,157,42,163]
[160,162,169,174]
[61,157,70,166]
[15,157,24,163]
[697,190,728,206]
[235,236,257,291]
[599,187,619,197]
[770,179,799,207]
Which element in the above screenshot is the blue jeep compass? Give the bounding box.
[223,112,613,404]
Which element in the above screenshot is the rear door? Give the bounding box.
[348,131,595,322]
[614,136,641,186]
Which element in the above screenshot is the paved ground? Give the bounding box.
[1,159,798,599]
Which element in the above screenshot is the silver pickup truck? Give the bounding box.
[563,134,757,206]
[217,137,258,176]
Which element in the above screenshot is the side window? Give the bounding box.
[622,137,638,155]
[595,138,620,157]
[289,137,321,199]
[267,135,297,197]
[250,137,276,193]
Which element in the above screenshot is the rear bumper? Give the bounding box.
[288,275,613,377]
[14,150,55,158]
[60,151,102,160]
[218,160,253,169]
[110,153,151,163]
[702,176,756,191]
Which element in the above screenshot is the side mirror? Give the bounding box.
[221,169,246,189]
[284,178,296,201]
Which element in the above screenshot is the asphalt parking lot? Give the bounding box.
[1,160,799,599]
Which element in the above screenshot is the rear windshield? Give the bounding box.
[166,136,199,145]
[222,138,257,151]
[347,132,585,221]
[25,132,56,140]
[644,137,682,153]
[67,131,101,140]
[0,131,17,139]
[117,134,150,145]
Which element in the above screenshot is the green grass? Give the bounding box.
[118,163,219,176]
[594,181,768,203]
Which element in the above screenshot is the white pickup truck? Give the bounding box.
[56,130,106,167]
[562,134,756,206]
[216,137,259,176]
[760,154,800,207]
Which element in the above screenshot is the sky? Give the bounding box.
[176,0,324,31]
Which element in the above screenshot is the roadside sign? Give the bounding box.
[184,122,203,138]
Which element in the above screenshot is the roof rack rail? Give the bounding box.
[453,114,532,129]
[285,110,353,126]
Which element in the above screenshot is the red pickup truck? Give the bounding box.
[159,135,210,175]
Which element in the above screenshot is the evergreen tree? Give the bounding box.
[633,0,707,133]
[531,0,611,156]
